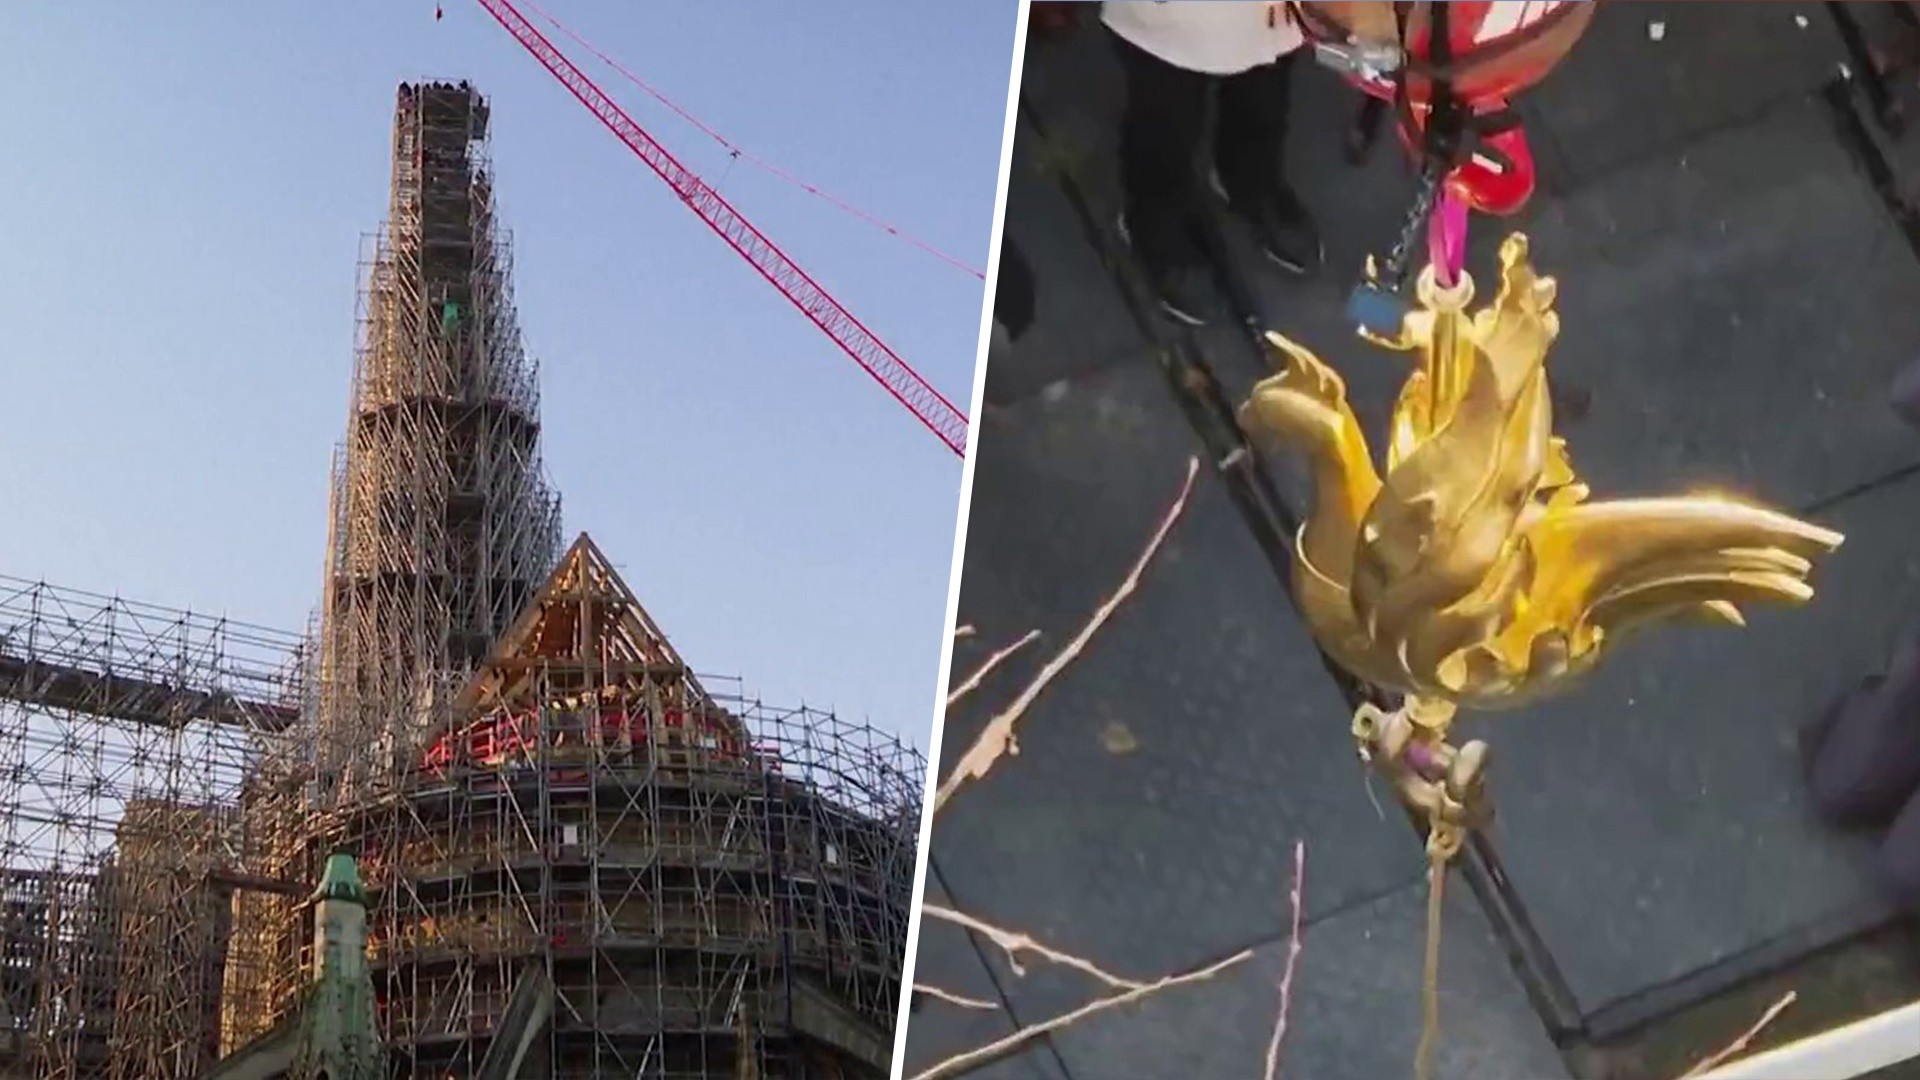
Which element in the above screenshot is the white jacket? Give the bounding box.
[1101,2,1306,77]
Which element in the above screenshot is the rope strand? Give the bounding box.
[1416,849,1447,1080]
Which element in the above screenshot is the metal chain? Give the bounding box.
[1380,162,1444,290]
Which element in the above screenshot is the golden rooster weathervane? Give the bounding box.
[1241,233,1843,1078]
[1242,233,1844,855]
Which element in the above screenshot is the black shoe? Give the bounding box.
[1117,212,1211,327]
[1214,173,1324,276]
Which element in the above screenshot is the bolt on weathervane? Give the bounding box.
[1239,233,1844,1078]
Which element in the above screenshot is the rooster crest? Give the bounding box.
[1240,233,1844,736]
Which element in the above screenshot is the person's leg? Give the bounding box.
[1800,677,1869,785]
[983,237,1034,407]
[1112,29,1215,324]
[1345,95,1389,166]
[1806,642,1920,828]
[1214,51,1323,273]
[1891,353,1920,429]
[1213,51,1296,199]
[1878,783,1920,912]
[994,237,1036,342]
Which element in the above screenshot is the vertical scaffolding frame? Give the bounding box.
[0,80,923,1080]
[317,80,561,805]
[0,577,308,1079]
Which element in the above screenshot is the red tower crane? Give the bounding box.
[470,0,972,458]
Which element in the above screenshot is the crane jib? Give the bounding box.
[471,0,970,458]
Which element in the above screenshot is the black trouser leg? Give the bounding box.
[1113,31,1212,267]
[1806,645,1920,828]
[994,237,1035,341]
[1214,51,1297,206]
[1346,94,1388,164]
[1892,353,1920,430]
[1881,788,1920,912]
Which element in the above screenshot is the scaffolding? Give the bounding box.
[0,576,309,1079]
[269,536,922,1077]
[0,80,922,1079]
[317,79,562,804]
[0,562,922,1079]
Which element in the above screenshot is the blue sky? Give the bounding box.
[0,2,1019,752]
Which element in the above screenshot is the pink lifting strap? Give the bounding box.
[1429,188,1469,288]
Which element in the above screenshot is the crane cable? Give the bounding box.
[518,0,987,282]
